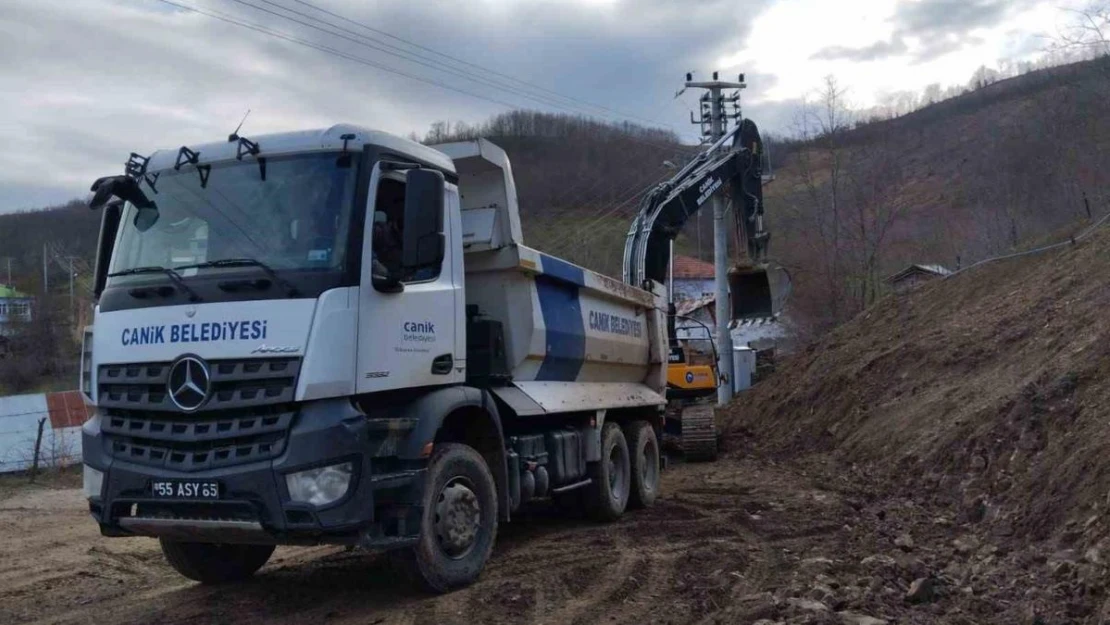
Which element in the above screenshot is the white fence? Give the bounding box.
[0,391,89,473]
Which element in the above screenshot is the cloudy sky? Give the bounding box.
[0,0,1088,213]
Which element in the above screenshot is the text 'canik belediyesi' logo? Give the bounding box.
[121,320,268,346]
[402,321,436,343]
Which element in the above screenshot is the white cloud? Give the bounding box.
[0,0,1092,212]
[722,0,1089,109]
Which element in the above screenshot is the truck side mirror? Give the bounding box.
[93,200,124,299]
[401,169,445,271]
[89,175,156,211]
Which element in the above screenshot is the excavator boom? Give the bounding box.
[623,109,786,462]
[622,119,781,321]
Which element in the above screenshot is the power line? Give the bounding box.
[218,0,614,120]
[945,207,1110,279]
[156,0,542,111]
[545,167,674,256]
[282,0,684,130]
[546,141,696,211]
[159,0,697,156]
[253,0,701,150]
[548,158,674,222]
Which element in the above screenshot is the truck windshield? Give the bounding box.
[107,152,359,284]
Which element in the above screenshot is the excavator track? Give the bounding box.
[679,403,718,462]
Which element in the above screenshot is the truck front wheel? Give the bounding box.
[585,422,631,521]
[395,442,498,593]
[159,540,275,584]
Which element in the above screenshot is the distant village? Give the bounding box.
[0,285,33,355]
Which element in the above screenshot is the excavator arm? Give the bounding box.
[622,118,775,320]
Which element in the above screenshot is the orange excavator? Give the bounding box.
[664,313,721,460]
[623,117,785,461]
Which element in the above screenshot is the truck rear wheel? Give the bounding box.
[159,540,274,584]
[625,420,660,509]
[395,442,498,593]
[585,422,630,521]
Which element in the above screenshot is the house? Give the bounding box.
[0,285,33,337]
[886,264,952,293]
[673,293,785,353]
[669,254,786,351]
[674,295,716,341]
[671,255,716,301]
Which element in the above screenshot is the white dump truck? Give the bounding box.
[80,125,668,591]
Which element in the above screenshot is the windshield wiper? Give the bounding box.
[177,258,300,297]
[108,266,201,302]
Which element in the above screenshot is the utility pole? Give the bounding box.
[68,257,75,325]
[42,243,48,294]
[4,257,10,286]
[686,71,746,405]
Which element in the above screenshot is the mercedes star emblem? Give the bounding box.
[167,356,211,411]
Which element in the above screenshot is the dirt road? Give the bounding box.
[0,448,1089,625]
[0,455,872,625]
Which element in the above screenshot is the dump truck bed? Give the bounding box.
[463,244,667,415]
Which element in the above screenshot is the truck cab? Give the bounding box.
[81,125,667,591]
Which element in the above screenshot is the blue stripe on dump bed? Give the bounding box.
[539,254,586,287]
[534,274,585,381]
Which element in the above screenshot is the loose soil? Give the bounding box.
[0,448,1087,625]
[0,453,956,625]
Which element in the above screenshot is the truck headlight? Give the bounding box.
[285,462,353,506]
[83,465,104,499]
[80,328,94,401]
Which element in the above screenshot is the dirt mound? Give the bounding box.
[722,223,1110,607]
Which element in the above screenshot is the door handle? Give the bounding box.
[431,353,453,375]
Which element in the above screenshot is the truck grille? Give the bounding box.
[97,357,301,412]
[97,357,301,472]
[101,407,294,471]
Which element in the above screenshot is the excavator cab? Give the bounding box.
[663,317,720,462]
[666,340,718,400]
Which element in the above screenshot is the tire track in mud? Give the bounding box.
[3,459,858,625]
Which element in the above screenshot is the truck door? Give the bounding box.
[356,166,463,392]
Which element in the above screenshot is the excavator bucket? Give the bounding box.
[728,263,790,321]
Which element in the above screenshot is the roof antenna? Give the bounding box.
[228,109,251,142]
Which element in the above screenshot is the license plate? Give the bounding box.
[151,480,220,500]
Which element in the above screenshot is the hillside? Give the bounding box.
[764,55,1110,332]
[2,57,1108,332]
[0,200,97,295]
[719,219,1110,622]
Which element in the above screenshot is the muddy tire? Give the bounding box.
[159,540,274,584]
[393,443,498,593]
[625,420,660,509]
[585,422,631,521]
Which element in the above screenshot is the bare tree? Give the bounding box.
[1057,2,1110,56]
[968,65,1001,91]
[842,139,908,309]
[922,83,942,105]
[789,76,855,324]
